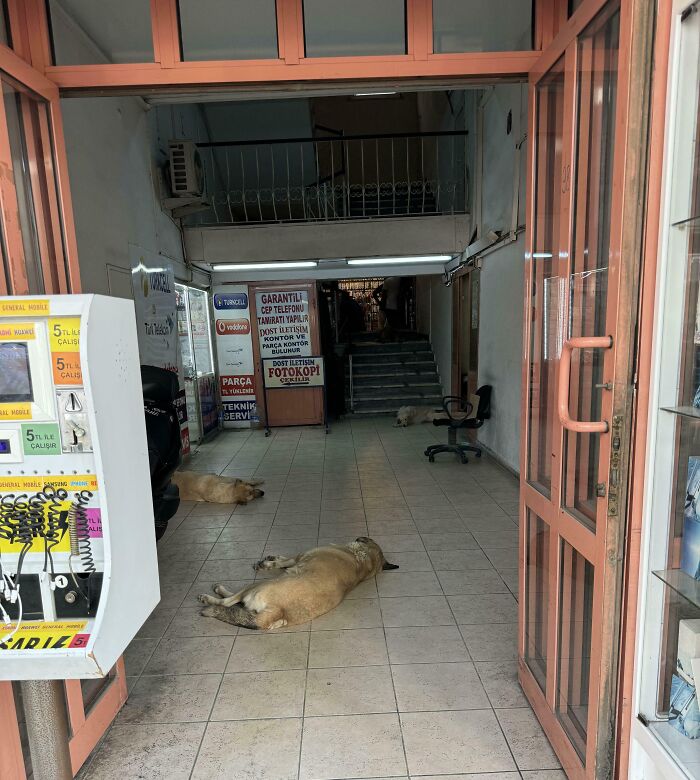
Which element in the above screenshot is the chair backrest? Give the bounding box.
[474,385,492,420]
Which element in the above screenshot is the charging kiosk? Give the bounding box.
[0,294,160,680]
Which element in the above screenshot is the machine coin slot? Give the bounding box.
[57,388,92,452]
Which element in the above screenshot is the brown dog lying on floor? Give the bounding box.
[171,470,264,504]
[198,537,398,630]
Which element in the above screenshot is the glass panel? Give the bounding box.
[176,284,201,444]
[432,0,533,53]
[525,511,550,692]
[563,6,620,529]
[178,0,278,61]
[0,1,11,47]
[569,0,585,17]
[557,541,594,763]
[2,83,46,294]
[47,0,154,65]
[303,0,406,57]
[527,60,565,497]
[80,666,116,713]
[188,288,214,376]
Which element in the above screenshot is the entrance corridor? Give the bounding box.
[79,419,562,779]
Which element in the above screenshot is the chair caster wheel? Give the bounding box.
[424,449,430,456]
[460,455,468,464]
[428,455,435,463]
[475,451,482,458]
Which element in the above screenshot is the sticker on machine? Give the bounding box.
[0,621,90,651]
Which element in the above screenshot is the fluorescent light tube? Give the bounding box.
[212,261,318,271]
[354,91,397,97]
[347,255,452,266]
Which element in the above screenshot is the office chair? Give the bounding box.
[424,385,492,464]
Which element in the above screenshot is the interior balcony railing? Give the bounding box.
[185,130,469,226]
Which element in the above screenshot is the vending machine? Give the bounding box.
[0,295,160,681]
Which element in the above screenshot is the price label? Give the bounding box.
[49,318,80,352]
[52,352,82,385]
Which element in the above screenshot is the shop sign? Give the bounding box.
[263,357,324,388]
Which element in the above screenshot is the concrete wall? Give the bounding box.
[422,275,452,396]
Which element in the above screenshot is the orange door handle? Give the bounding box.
[558,336,613,433]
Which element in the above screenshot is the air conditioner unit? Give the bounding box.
[168,140,204,197]
[163,140,210,218]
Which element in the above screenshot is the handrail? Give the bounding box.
[197,130,469,149]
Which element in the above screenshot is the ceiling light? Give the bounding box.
[353,91,398,97]
[347,255,452,266]
[212,261,318,271]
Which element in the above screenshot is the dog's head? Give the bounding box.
[394,406,413,427]
[353,536,399,574]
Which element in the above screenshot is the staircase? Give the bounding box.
[349,338,445,415]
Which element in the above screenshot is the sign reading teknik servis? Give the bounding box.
[255,290,311,359]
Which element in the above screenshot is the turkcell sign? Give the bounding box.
[213,292,248,310]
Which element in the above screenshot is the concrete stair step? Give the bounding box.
[353,375,440,388]
[354,384,444,399]
[352,396,444,413]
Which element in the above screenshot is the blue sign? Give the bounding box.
[222,400,256,421]
[214,292,248,310]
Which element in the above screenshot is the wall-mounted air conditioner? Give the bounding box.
[162,140,210,218]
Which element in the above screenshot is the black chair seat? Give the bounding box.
[425,385,492,464]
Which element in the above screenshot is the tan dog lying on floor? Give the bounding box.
[198,537,398,630]
[172,470,264,504]
[395,405,443,427]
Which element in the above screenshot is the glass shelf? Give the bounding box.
[661,406,700,420]
[653,568,700,609]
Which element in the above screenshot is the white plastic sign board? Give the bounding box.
[255,290,311,358]
[263,357,325,388]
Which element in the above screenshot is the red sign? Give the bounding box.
[216,318,250,336]
[220,375,255,396]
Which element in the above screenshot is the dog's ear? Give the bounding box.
[382,561,400,570]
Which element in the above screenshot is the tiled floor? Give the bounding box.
[79,417,563,780]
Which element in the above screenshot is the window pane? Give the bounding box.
[178,0,278,61]
[433,0,533,53]
[0,1,11,47]
[525,511,550,693]
[47,0,154,65]
[557,542,594,763]
[304,0,406,57]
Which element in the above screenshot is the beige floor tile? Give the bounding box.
[376,571,442,597]
[135,606,176,640]
[196,558,258,581]
[413,517,466,534]
[158,542,214,562]
[459,623,519,662]
[308,628,388,667]
[122,638,158,677]
[164,608,239,638]
[143,636,234,675]
[299,713,407,779]
[83,723,205,780]
[485,547,520,571]
[304,665,396,716]
[476,661,529,707]
[217,524,272,542]
[379,595,455,627]
[385,625,469,664]
[378,550,433,570]
[520,772,568,779]
[208,540,267,559]
[416,775,519,780]
[268,523,320,540]
[370,533,426,552]
[117,673,221,723]
[346,577,379,599]
[447,593,518,624]
[191,718,302,780]
[211,669,306,720]
[311,597,383,630]
[391,661,489,711]
[227,632,310,672]
[400,710,517,775]
[436,569,510,595]
[428,549,494,571]
[496,708,561,770]
[473,529,520,548]
[419,531,478,550]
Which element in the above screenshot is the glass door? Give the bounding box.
[176,283,218,445]
[520,1,645,777]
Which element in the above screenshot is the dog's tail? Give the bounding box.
[201,604,260,630]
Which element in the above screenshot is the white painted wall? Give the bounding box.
[477,235,524,472]
[56,8,209,296]
[428,276,453,396]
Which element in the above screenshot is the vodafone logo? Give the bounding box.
[216,318,250,336]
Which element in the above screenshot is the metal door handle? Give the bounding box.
[558,336,613,433]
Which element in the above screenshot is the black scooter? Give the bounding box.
[141,365,182,540]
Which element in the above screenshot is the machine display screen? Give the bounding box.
[0,439,10,454]
[0,342,33,403]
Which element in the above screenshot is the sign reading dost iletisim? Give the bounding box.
[263,357,325,388]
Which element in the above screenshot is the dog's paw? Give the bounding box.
[197,593,210,604]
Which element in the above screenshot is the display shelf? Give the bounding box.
[653,569,700,610]
[662,406,700,421]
